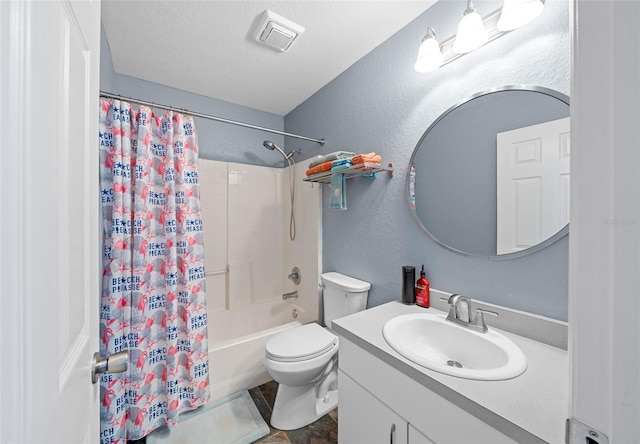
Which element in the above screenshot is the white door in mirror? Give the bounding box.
[496,117,571,254]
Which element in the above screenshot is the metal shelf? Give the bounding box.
[303,163,394,184]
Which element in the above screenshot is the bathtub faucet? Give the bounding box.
[282,291,299,300]
[288,267,301,285]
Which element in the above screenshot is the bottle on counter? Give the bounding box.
[402,266,416,304]
[415,265,430,308]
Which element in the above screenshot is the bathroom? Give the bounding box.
[1,0,638,443]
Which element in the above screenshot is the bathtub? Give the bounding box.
[208,320,302,401]
[199,159,321,402]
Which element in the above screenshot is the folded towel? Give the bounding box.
[352,152,381,165]
[329,173,347,210]
[331,158,352,171]
[331,163,352,172]
[308,151,356,169]
[305,160,333,176]
[354,162,381,170]
[351,152,375,163]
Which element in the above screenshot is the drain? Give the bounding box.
[447,360,463,368]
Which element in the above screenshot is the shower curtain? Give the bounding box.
[99,99,209,443]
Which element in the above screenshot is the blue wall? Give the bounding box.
[100,26,287,168]
[285,0,570,320]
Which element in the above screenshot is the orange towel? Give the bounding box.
[352,152,381,165]
[306,160,334,176]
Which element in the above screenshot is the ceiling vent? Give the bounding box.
[253,10,305,52]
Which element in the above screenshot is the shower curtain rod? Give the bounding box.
[100,91,326,145]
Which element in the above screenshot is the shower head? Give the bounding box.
[263,140,277,151]
[263,140,294,160]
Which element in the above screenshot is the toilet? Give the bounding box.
[264,272,371,430]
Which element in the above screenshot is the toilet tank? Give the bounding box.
[321,272,371,328]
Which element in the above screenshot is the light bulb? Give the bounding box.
[497,0,544,31]
[452,0,488,54]
[414,27,444,73]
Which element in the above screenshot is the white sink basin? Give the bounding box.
[382,312,527,380]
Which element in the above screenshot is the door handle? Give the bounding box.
[389,423,396,444]
[91,350,129,383]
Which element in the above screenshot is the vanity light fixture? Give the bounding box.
[414,27,444,73]
[452,0,487,54]
[415,0,544,72]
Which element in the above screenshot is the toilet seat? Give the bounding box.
[265,323,337,363]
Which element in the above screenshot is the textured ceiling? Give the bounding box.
[101,1,436,116]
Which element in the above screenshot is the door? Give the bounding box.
[338,370,409,444]
[570,1,640,442]
[0,1,101,442]
[496,117,570,254]
[408,424,435,444]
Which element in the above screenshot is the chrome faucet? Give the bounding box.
[445,294,496,333]
[282,290,298,300]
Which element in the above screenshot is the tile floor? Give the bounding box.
[129,380,337,444]
[249,381,338,444]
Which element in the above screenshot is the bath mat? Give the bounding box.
[146,390,269,444]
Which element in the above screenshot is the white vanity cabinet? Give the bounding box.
[339,371,410,444]
[339,369,436,444]
[408,425,435,444]
[337,337,516,444]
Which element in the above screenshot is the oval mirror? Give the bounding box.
[407,86,570,259]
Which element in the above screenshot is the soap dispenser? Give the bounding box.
[415,265,430,308]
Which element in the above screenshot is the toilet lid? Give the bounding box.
[265,323,338,362]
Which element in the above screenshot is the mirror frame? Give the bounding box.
[406,85,570,260]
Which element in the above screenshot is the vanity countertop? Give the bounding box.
[332,301,568,444]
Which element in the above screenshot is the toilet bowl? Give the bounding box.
[264,272,370,430]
